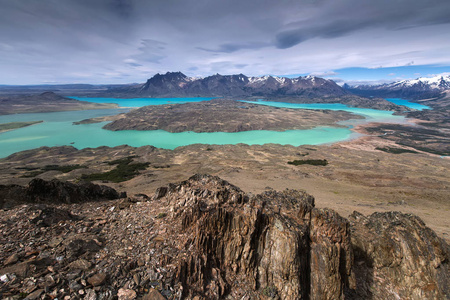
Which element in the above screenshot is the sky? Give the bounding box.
[1,0,450,85]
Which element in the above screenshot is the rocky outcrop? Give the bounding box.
[0,174,448,299]
[0,178,123,208]
[348,211,449,300]
[161,174,354,299]
[159,174,448,299]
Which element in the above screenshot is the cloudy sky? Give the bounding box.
[1,0,450,85]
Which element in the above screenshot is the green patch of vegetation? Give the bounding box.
[155,212,167,219]
[297,152,309,156]
[398,144,450,156]
[82,156,149,183]
[0,121,43,132]
[107,156,136,165]
[43,164,87,173]
[20,171,46,178]
[287,159,328,166]
[153,165,170,169]
[376,147,418,154]
[16,166,40,171]
[20,164,87,177]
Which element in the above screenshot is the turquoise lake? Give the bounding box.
[385,98,430,110]
[0,97,410,158]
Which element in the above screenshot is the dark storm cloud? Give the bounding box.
[133,39,167,63]
[111,0,134,19]
[234,64,248,69]
[0,0,449,83]
[197,42,269,53]
[125,61,143,67]
[275,0,450,48]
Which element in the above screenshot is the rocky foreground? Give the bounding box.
[100,100,362,132]
[0,175,448,299]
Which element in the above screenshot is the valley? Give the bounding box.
[2,1,450,298]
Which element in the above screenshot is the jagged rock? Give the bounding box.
[118,288,137,300]
[68,259,92,270]
[0,257,54,279]
[0,173,447,299]
[0,178,123,208]
[24,288,44,300]
[348,211,450,299]
[88,273,107,287]
[31,206,76,227]
[84,289,97,300]
[161,174,354,299]
[142,288,166,300]
[309,208,354,299]
[4,253,19,266]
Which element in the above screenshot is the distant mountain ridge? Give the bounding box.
[346,75,450,99]
[111,71,348,98]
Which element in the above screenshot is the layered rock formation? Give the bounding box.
[0,175,448,299]
[162,175,354,299]
[349,211,449,299]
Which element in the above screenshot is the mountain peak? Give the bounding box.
[133,72,347,97]
[346,74,450,98]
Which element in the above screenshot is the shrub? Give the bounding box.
[82,156,149,183]
[287,159,328,166]
[376,147,418,154]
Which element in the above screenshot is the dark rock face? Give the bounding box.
[349,211,449,300]
[0,178,122,208]
[163,174,354,299]
[158,174,448,299]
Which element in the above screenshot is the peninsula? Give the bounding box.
[98,99,363,132]
[0,92,118,115]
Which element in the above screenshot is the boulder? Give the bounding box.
[348,211,449,299]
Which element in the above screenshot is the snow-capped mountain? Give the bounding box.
[346,75,450,99]
[112,72,348,98]
[394,75,450,90]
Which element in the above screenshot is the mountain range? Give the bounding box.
[109,71,348,98]
[345,75,450,99]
